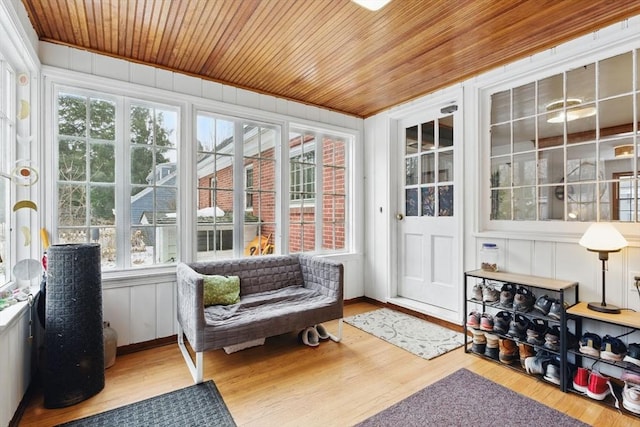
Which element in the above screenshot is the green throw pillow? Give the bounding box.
[202,275,241,306]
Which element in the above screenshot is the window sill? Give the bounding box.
[0,285,39,334]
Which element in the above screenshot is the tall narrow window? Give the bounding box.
[129,102,179,266]
[289,128,349,253]
[57,92,117,267]
[195,114,278,259]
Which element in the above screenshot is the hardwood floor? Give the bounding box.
[19,302,640,426]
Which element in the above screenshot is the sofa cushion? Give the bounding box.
[203,275,241,306]
[204,286,334,326]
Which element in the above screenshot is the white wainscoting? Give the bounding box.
[0,300,33,427]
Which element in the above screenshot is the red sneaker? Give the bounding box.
[587,371,611,401]
[573,367,589,393]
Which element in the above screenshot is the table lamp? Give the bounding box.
[579,223,628,314]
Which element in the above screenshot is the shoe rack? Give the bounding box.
[463,269,579,392]
[567,303,640,417]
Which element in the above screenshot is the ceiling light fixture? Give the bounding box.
[351,0,391,11]
[546,98,596,123]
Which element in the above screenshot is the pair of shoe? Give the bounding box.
[299,324,330,347]
[573,367,616,401]
[533,295,566,319]
[578,332,627,361]
[469,329,487,354]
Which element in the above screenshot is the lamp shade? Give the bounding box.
[579,223,628,252]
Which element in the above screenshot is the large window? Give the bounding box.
[195,113,277,260]
[489,50,640,222]
[289,128,347,253]
[55,88,179,270]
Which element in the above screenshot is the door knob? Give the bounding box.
[396,213,404,220]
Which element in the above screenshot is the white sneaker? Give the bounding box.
[315,324,330,340]
[301,326,319,347]
[623,382,640,414]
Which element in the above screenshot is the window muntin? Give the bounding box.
[55,88,179,269]
[489,50,639,222]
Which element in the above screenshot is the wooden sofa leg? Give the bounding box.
[177,326,204,384]
[328,318,343,343]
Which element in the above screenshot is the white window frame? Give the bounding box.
[288,126,352,254]
[49,83,181,273]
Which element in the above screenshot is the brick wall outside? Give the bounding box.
[197,137,346,254]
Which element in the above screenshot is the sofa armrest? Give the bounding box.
[176,262,205,351]
[298,255,344,302]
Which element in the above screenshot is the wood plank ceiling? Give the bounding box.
[21,0,640,118]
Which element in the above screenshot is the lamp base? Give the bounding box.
[587,302,621,314]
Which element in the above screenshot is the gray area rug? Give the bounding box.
[344,308,464,360]
[57,381,236,427]
[356,368,589,427]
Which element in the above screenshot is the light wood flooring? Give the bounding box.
[19,302,640,426]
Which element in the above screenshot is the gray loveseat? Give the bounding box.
[176,254,344,383]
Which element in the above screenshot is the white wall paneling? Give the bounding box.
[0,304,32,427]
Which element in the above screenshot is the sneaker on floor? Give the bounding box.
[482,285,500,303]
[623,343,640,368]
[300,326,320,347]
[573,367,590,393]
[601,335,627,362]
[579,332,601,358]
[471,283,484,300]
[623,382,640,414]
[466,310,481,329]
[526,318,548,346]
[480,313,494,332]
[315,324,330,340]
[493,311,512,335]
[499,283,516,308]
[513,286,536,312]
[533,294,553,316]
[587,371,612,401]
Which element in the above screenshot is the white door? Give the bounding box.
[396,109,460,312]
